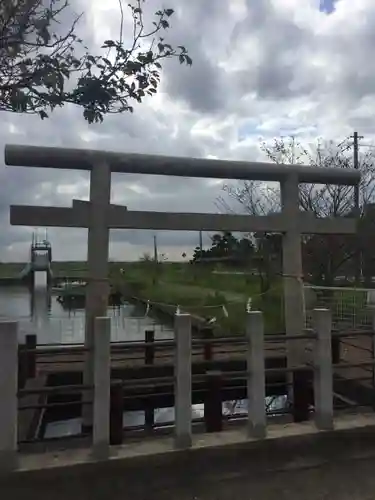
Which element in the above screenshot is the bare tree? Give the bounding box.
[0,0,192,123]
[219,136,375,286]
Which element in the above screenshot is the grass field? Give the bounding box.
[0,260,285,333]
[116,262,285,334]
[2,260,371,334]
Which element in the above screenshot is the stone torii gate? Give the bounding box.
[5,144,360,425]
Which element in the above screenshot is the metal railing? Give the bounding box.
[14,313,173,345]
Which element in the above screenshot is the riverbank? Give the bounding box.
[119,264,284,334]
[129,295,223,335]
[0,261,285,333]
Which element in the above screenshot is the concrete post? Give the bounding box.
[246,311,266,439]
[174,313,192,449]
[313,308,333,431]
[92,317,111,459]
[0,321,18,471]
[83,161,111,430]
[280,174,304,368]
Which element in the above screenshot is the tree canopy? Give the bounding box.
[191,231,255,264]
[220,136,375,287]
[0,0,192,123]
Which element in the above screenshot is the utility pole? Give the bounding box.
[351,131,363,283]
[353,131,360,210]
[153,234,158,263]
[199,230,203,260]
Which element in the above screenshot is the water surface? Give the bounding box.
[0,280,286,438]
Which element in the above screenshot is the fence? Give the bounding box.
[13,313,173,345]
[304,285,375,331]
[0,309,352,469]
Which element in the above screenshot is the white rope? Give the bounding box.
[133,275,307,315]
[246,297,252,312]
[144,300,150,317]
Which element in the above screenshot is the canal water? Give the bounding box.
[0,282,286,439]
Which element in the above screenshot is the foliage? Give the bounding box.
[0,0,192,122]
[220,136,375,287]
[191,231,254,264]
[120,261,284,334]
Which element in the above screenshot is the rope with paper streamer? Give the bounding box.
[133,283,283,320]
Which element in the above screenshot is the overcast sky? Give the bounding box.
[1,0,375,262]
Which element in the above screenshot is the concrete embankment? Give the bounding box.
[4,415,375,499]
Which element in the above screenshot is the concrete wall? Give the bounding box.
[4,423,375,500]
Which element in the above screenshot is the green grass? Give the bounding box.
[0,260,285,333]
[0,262,24,277]
[119,262,284,334]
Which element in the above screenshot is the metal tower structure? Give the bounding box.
[20,230,53,286]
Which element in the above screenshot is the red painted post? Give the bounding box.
[292,368,312,423]
[202,327,213,362]
[144,330,155,430]
[110,380,123,445]
[25,334,37,379]
[18,342,27,389]
[145,330,155,365]
[331,334,340,365]
[204,370,222,432]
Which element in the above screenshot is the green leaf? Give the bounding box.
[185,55,193,66]
[39,110,48,119]
[103,40,115,47]
[165,8,174,17]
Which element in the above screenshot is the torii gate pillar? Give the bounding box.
[82,161,111,430]
[281,174,304,366]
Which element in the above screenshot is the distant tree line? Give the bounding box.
[190,231,282,293]
[212,136,375,290]
[191,207,375,291]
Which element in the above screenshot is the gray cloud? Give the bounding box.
[2,0,375,261]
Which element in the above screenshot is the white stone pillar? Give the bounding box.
[0,321,18,471]
[83,160,111,429]
[174,313,192,449]
[246,311,266,438]
[313,308,333,431]
[92,316,111,458]
[281,174,305,367]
